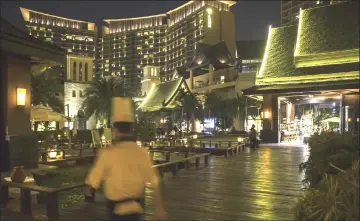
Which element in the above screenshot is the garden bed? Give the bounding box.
[37,164,98,208]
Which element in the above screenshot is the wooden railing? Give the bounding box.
[0,153,210,219]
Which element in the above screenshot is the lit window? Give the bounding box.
[73,62,77,81]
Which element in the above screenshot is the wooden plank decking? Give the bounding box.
[56,144,307,220]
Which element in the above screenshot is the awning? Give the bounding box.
[31,104,69,122]
[242,80,360,95]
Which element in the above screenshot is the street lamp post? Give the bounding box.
[65,104,71,149]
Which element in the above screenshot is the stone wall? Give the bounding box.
[64,82,96,129]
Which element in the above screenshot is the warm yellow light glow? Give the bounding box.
[193,134,198,139]
[256,71,359,85]
[237,137,244,143]
[48,151,57,159]
[206,8,213,14]
[17,88,26,106]
[294,8,302,56]
[264,111,270,119]
[258,25,272,77]
[136,140,142,146]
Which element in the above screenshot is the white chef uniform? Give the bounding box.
[85,97,159,215]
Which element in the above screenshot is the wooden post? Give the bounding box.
[202,143,205,149]
[62,150,65,159]
[165,152,170,162]
[79,148,83,157]
[215,143,218,149]
[46,192,59,219]
[228,141,231,147]
[195,157,200,169]
[242,144,245,152]
[0,185,9,206]
[20,189,32,216]
[171,164,178,175]
[225,149,228,158]
[204,155,209,166]
[42,152,47,162]
[218,141,221,148]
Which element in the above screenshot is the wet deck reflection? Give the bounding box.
[59,144,308,220]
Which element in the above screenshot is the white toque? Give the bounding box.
[111,97,135,123]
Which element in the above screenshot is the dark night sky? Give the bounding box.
[1,1,280,41]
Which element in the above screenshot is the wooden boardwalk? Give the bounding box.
[56,144,307,220]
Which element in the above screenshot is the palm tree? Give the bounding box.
[81,76,131,127]
[177,89,203,133]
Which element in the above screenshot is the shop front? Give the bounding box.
[243,1,359,143]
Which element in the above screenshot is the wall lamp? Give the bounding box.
[17,88,26,106]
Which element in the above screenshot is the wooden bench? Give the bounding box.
[153,153,210,176]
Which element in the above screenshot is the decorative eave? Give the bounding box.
[0,17,66,69]
[294,49,359,68]
[256,71,359,86]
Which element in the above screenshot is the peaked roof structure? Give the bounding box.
[244,1,359,95]
[137,77,189,112]
[188,41,235,71]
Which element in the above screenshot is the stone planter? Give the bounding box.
[10,166,26,183]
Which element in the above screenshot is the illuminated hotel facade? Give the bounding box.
[101,0,236,93]
[20,8,97,68]
[281,0,346,26]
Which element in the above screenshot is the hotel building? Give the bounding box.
[20,8,97,69]
[281,0,346,26]
[101,0,236,94]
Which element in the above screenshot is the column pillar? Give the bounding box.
[261,94,279,143]
[209,64,214,86]
[189,70,194,90]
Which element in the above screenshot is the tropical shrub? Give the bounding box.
[295,160,359,221]
[134,112,156,141]
[299,132,359,187]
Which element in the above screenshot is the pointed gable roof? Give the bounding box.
[137,77,189,112]
[188,41,234,71]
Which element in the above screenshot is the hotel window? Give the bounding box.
[85,63,88,81]
[79,62,83,81]
[72,90,76,97]
[79,90,83,98]
[73,62,77,81]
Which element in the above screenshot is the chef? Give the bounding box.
[85,97,167,221]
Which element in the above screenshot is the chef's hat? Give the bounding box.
[111,97,135,123]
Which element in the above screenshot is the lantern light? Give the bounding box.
[17,88,26,106]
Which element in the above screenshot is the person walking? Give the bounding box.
[249,124,257,149]
[85,97,167,221]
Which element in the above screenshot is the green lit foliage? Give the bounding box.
[81,77,132,127]
[31,71,64,113]
[313,108,336,132]
[299,132,359,188]
[134,111,156,141]
[295,160,359,221]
